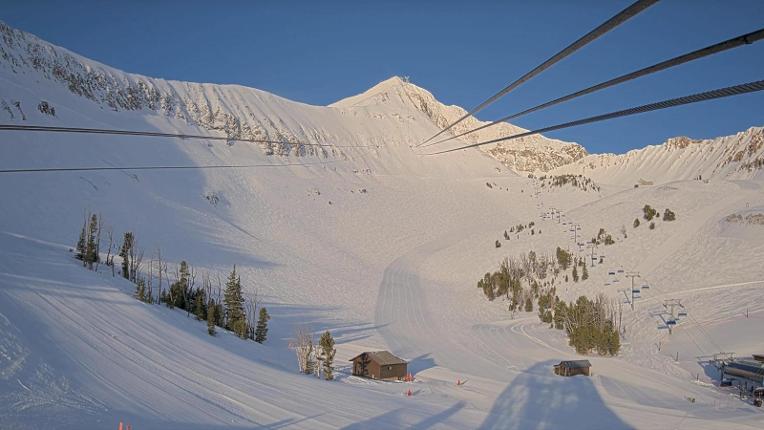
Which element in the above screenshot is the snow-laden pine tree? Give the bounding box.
[318,331,336,380]
[119,232,134,279]
[254,307,270,343]
[84,213,99,269]
[207,302,216,336]
[75,223,86,262]
[224,266,247,338]
[193,289,207,321]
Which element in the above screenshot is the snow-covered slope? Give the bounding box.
[2,20,764,430]
[550,127,764,185]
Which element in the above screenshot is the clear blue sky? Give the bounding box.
[2,0,763,153]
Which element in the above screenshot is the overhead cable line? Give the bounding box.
[423,79,764,155]
[0,124,374,149]
[0,160,340,175]
[424,28,764,148]
[417,0,659,146]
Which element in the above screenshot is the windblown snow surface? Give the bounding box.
[1,22,763,429]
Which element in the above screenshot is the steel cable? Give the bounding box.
[424,80,764,155]
[424,28,764,148]
[418,0,659,146]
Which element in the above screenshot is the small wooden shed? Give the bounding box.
[554,360,592,377]
[350,351,407,380]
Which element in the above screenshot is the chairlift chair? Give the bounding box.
[753,387,763,407]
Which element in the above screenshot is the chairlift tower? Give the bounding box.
[588,241,598,267]
[625,272,640,310]
[663,299,682,334]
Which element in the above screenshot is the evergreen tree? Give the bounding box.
[75,223,86,261]
[135,278,146,302]
[318,330,336,380]
[214,303,225,328]
[633,218,640,228]
[581,263,589,280]
[84,214,99,269]
[193,289,207,321]
[224,266,247,338]
[207,301,216,336]
[572,265,579,282]
[254,307,270,343]
[169,261,190,309]
[119,232,134,279]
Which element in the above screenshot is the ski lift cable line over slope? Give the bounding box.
[422,79,764,155]
[416,0,659,147]
[0,124,376,149]
[0,160,344,175]
[423,27,764,148]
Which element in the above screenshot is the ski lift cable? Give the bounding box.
[0,124,375,149]
[0,160,343,175]
[416,0,658,147]
[422,79,764,155]
[423,27,764,148]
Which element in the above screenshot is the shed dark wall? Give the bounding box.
[351,355,407,380]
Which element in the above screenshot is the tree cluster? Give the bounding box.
[537,174,600,192]
[555,295,621,355]
[643,205,657,221]
[73,214,269,343]
[290,328,336,380]
[476,244,620,356]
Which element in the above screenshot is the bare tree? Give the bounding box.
[244,289,259,340]
[289,326,315,374]
[93,214,103,272]
[105,227,115,277]
[185,264,196,317]
[156,248,166,304]
[147,259,154,304]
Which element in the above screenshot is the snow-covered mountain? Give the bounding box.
[331,77,587,172]
[550,127,764,185]
[2,20,764,430]
[0,20,586,173]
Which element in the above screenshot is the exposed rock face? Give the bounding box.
[550,127,764,185]
[0,21,339,158]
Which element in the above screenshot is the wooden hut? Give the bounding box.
[554,360,592,377]
[350,351,407,380]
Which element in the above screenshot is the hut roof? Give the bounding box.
[350,351,406,366]
[556,360,592,369]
